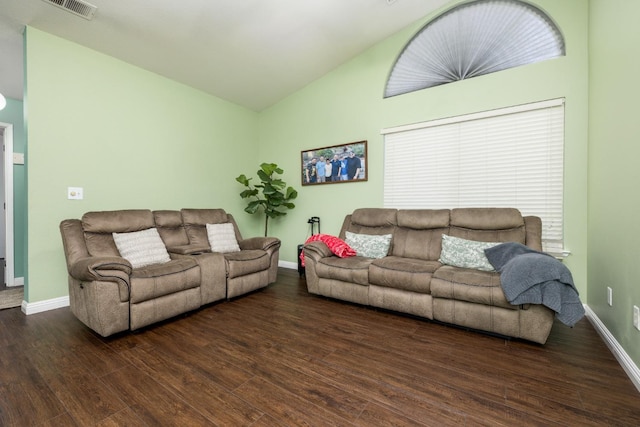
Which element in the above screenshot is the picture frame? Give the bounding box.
[301,140,367,186]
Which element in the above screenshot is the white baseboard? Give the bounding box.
[22,295,70,315]
[278,260,297,270]
[6,276,24,287]
[584,304,640,392]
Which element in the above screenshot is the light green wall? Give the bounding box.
[588,0,640,364]
[259,0,590,299]
[0,97,27,279]
[26,0,640,369]
[25,27,260,302]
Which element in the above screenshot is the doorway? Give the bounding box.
[0,123,18,310]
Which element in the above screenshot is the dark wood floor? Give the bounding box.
[1,268,639,426]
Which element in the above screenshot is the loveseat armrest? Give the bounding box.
[167,244,212,255]
[239,237,281,252]
[69,256,132,281]
[69,256,132,302]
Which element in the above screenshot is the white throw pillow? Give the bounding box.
[206,223,241,253]
[112,228,171,268]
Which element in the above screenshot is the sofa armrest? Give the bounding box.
[69,256,132,282]
[301,241,332,295]
[67,257,132,302]
[303,240,333,261]
[239,237,281,251]
[523,216,543,252]
[167,244,211,255]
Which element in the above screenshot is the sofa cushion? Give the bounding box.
[369,256,440,293]
[223,250,270,279]
[345,231,392,258]
[351,208,397,227]
[112,228,171,268]
[449,208,526,243]
[154,210,190,247]
[391,227,449,261]
[450,208,524,229]
[315,256,373,286]
[83,209,154,233]
[130,258,200,303]
[387,209,450,261]
[341,209,397,238]
[182,208,230,248]
[83,210,156,258]
[439,235,500,271]
[397,209,450,229]
[431,265,515,309]
[206,223,241,253]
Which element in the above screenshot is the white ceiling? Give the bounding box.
[0,0,449,111]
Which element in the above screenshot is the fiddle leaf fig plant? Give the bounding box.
[236,163,298,237]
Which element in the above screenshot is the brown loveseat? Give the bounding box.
[59,208,280,337]
[302,208,556,344]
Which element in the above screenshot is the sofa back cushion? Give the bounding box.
[181,208,237,248]
[82,210,155,257]
[449,208,527,244]
[340,208,397,238]
[153,210,190,247]
[392,209,450,260]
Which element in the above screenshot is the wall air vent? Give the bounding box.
[42,0,97,20]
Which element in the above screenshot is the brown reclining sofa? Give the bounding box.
[60,208,280,337]
[303,207,556,344]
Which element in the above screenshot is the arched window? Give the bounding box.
[384,0,565,98]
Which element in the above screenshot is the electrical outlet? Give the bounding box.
[634,305,639,331]
[607,287,613,306]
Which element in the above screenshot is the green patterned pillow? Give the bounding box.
[345,231,392,259]
[439,235,500,271]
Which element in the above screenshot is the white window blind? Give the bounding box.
[382,99,565,253]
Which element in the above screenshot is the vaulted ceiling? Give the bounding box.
[0,0,449,111]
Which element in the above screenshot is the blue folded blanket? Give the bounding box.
[484,242,584,327]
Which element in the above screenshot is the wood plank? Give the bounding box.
[233,376,355,426]
[26,343,127,425]
[123,343,263,425]
[100,364,212,425]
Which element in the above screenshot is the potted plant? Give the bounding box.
[236,163,298,236]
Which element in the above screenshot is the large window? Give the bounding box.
[382,99,565,254]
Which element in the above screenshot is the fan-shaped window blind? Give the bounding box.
[385,0,565,98]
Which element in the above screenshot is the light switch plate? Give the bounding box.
[12,153,24,164]
[68,187,83,200]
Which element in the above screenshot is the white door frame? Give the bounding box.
[0,122,14,287]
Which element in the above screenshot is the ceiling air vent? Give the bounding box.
[42,0,97,20]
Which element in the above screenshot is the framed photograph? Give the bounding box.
[301,140,367,186]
